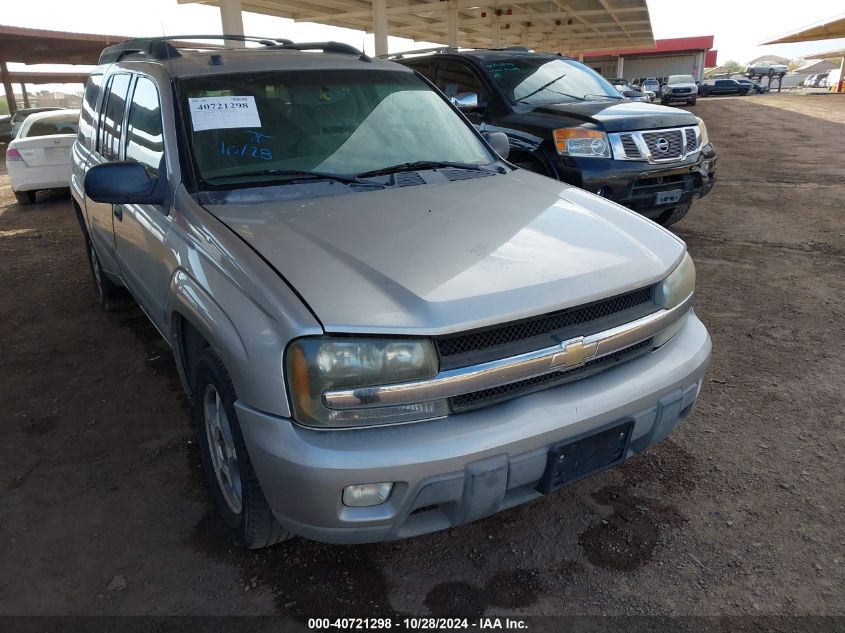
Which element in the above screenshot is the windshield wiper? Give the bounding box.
[355,161,495,178]
[204,169,377,187]
[516,72,569,103]
[583,93,623,100]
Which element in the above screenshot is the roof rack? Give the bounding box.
[98,35,366,64]
[381,45,531,60]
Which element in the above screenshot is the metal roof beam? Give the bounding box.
[294,4,646,23]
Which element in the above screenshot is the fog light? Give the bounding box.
[342,483,393,507]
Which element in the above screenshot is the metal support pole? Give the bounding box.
[838,56,845,93]
[373,0,388,57]
[0,60,17,115]
[20,83,30,108]
[219,0,245,48]
[617,56,624,79]
[491,22,501,48]
[447,1,459,48]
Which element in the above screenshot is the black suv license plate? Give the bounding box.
[655,189,683,205]
[536,421,634,494]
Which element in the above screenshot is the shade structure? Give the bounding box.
[177,0,653,56]
[761,12,845,45]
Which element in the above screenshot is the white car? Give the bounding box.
[6,109,79,204]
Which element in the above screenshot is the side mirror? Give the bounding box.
[450,92,479,111]
[84,161,166,205]
[483,131,510,160]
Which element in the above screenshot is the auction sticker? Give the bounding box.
[188,96,261,131]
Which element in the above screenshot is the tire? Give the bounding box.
[86,236,134,312]
[688,98,697,106]
[656,201,691,228]
[14,190,36,205]
[193,348,292,549]
[740,89,749,96]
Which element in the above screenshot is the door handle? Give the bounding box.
[113,205,123,221]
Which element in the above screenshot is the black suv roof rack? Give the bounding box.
[98,35,366,64]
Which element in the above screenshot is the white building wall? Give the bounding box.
[623,54,699,82]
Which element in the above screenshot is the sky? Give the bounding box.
[2,0,844,93]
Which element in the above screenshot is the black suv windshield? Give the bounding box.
[484,58,621,105]
[179,69,494,186]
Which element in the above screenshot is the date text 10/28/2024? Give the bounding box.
[307,618,529,630]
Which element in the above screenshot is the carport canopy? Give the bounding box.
[177,0,654,57]
[0,25,129,114]
[760,12,845,45]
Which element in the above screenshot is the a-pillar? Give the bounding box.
[219,0,244,47]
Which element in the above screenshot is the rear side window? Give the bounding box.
[99,74,131,161]
[403,59,435,80]
[78,75,102,149]
[125,76,165,177]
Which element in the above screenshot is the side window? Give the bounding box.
[125,76,165,178]
[435,60,487,103]
[78,74,102,149]
[403,59,435,81]
[98,73,131,161]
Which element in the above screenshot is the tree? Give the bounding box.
[723,60,744,74]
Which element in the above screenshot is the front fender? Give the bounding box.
[167,268,292,417]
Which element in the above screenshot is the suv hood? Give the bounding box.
[528,100,696,132]
[206,171,684,335]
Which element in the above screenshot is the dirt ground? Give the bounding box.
[1,94,843,620]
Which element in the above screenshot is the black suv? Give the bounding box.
[698,79,750,97]
[395,48,717,226]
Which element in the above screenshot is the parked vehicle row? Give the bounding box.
[58,37,713,548]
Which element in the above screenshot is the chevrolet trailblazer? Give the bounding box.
[71,36,711,548]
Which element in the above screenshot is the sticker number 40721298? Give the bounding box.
[188,96,262,132]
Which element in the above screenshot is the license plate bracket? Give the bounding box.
[536,420,634,494]
[655,189,683,205]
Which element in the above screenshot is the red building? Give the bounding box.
[583,36,718,83]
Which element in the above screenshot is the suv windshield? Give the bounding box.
[668,75,694,84]
[483,58,621,105]
[179,69,494,186]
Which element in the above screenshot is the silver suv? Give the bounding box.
[71,36,711,547]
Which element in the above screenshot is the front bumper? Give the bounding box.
[236,313,711,544]
[555,146,717,220]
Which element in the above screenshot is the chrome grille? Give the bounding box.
[434,286,655,370]
[609,125,700,164]
[684,128,697,153]
[641,129,684,159]
[450,338,653,412]
[621,134,641,158]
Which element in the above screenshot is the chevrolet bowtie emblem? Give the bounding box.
[551,337,598,369]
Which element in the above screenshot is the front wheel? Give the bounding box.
[194,348,292,549]
[656,201,691,228]
[14,190,36,205]
[688,98,697,106]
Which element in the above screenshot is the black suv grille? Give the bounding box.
[450,338,653,412]
[434,286,655,370]
[684,128,698,152]
[642,129,684,159]
[621,134,641,158]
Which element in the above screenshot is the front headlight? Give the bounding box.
[553,129,611,158]
[656,252,696,310]
[285,337,446,428]
[696,117,709,146]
